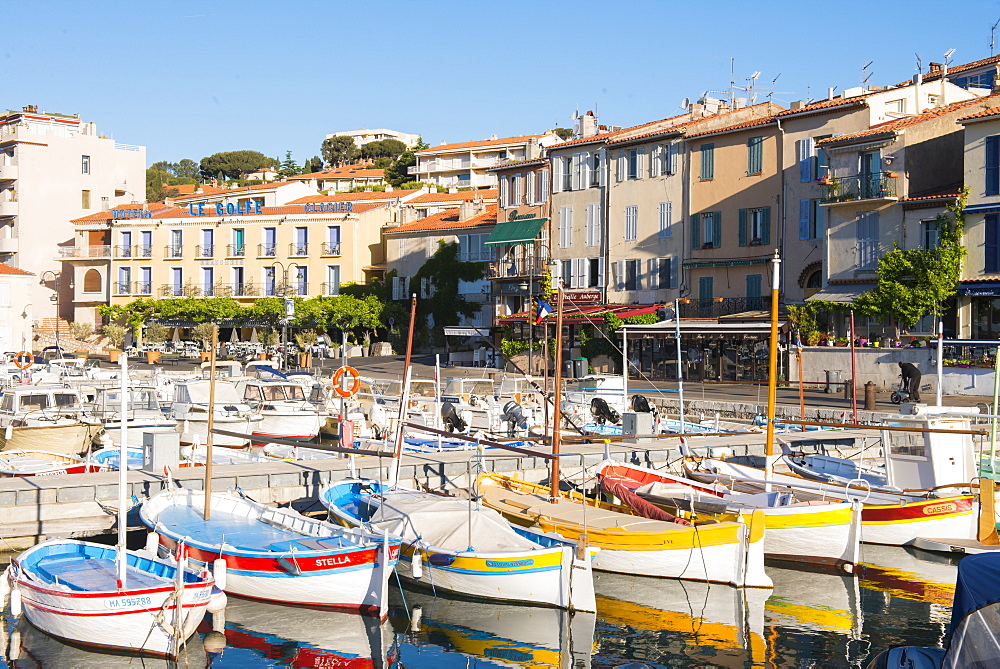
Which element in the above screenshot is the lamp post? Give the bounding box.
[39,270,74,356]
[271,262,302,369]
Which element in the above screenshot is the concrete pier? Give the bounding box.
[0,428,876,549]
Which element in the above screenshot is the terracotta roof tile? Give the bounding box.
[416,135,542,154]
[548,130,621,150]
[386,206,498,234]
[683,114,781,140]
[486,157,547,172]
[959,106,1000,122]
[71,203,174,223]
[288,189,420,204]
[407,189,497,204]
[775,95,872,117]
[819,96,1000,145]
[0,262,33,276]
[902,188,961,202]
[898,55,1000,86]
[289,164,385,180]
[170,181,297,202]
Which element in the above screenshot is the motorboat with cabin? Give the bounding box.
[0,385,99,454]
[87,385,176,448]
[170,379,262,448]
[235,374,323,446]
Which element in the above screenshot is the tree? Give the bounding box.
[854,189,968,333]
[199,150,277,181]
[321,136,360,167]
[413,242,487,347]
[553,127,574,140]
[360,138,407,160]
[278,150,300,177]
[146,166,171,201]
[303,156,324,174]
[384,151,416,188]
[174,159,199,180]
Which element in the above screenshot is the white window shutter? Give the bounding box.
[525,171,535,205]
[553,157,564,193]
[616,151,625,181]
[597,257,606,287]
[593,205,602,247]
[570,154,579,190]
[648,259,657,290]
[580,152,590,188]
[585,205,594,246]
[598,150,607,186]
[649,146,660,177]
[616,260,625,290]
[500,176,509,207]
[668,142,679,174]
[636,147,645,179]
[541,169,550,201]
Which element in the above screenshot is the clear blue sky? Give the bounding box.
[6,0,1000,168]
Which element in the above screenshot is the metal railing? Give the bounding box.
[135,281,152,295]
[486,255,549,279]
[137,245,153,258]
[114,281,131,295]
[196,244,214,258]
[114,245,133,258]
[258,243,276,257]
[458,250,493,262]
[165,245,183,259]
[289,243,309,257]
[678,295,773,319]
[227,243,245,257]
[821,172,898,203]
[321,242,341,256]
[214,282,260,297]
[59,245,110,258]
[321,282,341,296]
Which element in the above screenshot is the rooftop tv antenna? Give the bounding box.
[861,61,874,87]
[915,53,924,75]
[992,18,1000,56]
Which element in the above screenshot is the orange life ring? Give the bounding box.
[332,366,361,398]
[13,351,33,370]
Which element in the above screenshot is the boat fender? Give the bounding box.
[8,629,19,658]
[9,586,21,617]
[410,604,423,632]
[3,425,11,442]
[144,532,160,555]
[411,550,423,579]
[427,553,455,567]
[204,630,227,653]
[212,559,228,590]
[207,586,227,613]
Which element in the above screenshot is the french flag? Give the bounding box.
[534,299,554,325]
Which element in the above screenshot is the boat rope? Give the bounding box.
[392,565,410,620]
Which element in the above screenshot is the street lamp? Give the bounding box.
[271,262,303,368]
[39,270,74,356]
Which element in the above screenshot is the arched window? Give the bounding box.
[83,269,102,293]
[803,269,822,299]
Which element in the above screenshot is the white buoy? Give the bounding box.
[410,604,423,632]
[145,532,160,555]
[9,629,19,658]
[207,586,227,613]
[10,587,21,617]
[4,425,12,441]
[212,559,228,591]
[411,551,423,579]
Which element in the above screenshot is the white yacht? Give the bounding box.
[170,379,262,448]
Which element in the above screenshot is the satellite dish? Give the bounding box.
[680,97,691,109]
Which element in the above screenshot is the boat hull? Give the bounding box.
[252,412,322,447]
[178,415,262,448]
[0,423,95,456]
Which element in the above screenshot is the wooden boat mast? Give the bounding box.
[204,325,219,520]
[116,352,129,586]
[550,285,565,503]
[391,294,418,486]
[764,250,781,487]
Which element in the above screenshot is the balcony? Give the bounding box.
[321,282,341,296]
[258,243,276,257]
[212,282,260,298]
[227,243,246,258]
[134,281,152,295]
[0,164,17,181]
[820,172,898,205]
[0,200,18,217]
[321,242,341,256]
[486,255,548,279]
[114,281,131,295]
[136,245,153,258]
[159,283,200,297]
[0,238,17,254]
[458,250,493,263]
[59,245,111,259]
[114,245,134,259]
[196,244,215,258]
[678,296,773,319]
[164,245,184,259]
[289,243,309,257]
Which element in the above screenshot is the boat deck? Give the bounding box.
[34,555,164,592]
[156,505,352,553]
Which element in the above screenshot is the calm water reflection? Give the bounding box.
[2,545,962,668]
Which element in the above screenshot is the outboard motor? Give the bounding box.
[630,394,654,414]
[501,400,531,437]
[441,401,468,433]
[590,397,621,425]
[368,401,389,440]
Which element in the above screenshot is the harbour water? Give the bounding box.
[0,544,959,668]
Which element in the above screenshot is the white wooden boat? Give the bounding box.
[180,443,274,466]
[0,386,97,454]
[0,449,91,476]
[88,446,145,471]
[87,386,176,448]
[236,378,322,445]
[171,379,262,447]
[263,442,340,461]
[320,478,597,612]
[141,488,400,617]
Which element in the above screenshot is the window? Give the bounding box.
[525,172,535,204]
[327,266,341,295]
[798,199,823,240]
[624,205,638,241]
[391,276,409,300]
[293,227,308,255]
[986,135,1000,196]
[739,207,771,246]
[658,143,678,176]
[986,214,1000,272]
[232,267,244,295]
[264,266,277,296]
[81,155,90,174]
[590,152,602,187]
[171,268,183,296]
[558,207,573,248]
[458,233,489,262]
[570,258,587,288]
[500,175,509,207]
[538,169,549,202]
[327,226,341,254]
[202,267,214,295]
[560,259,572,287]
[856,211,880,269]
[101,196,109,211]
[296,267,308,296]
[627,149,640,180]
[231,228,245,256]
[201,229,214,257]
[624,259,641,291]
[658,202,672,238]
[585,204,601,247]
[700,143,714,180]
[169,230,183,258]
[81,190,91,209]
[140,231,152,257]
[120,231,132,257]
[577,153,589,189]
[139,267,152,294]
[885,99,905,115]
[587,258,604,287]
[117,267,131,294]
[650,257,674,289]
[747,136,763,175]
[922,219,940,249]
[693,212,721,249]
[512,173,522,205]
[552,157,565,194]
[562,156,572,191]
[262,228,276,256]
[746,273,763,303]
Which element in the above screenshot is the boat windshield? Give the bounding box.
[53,393,79,408]
[19,394,50,411]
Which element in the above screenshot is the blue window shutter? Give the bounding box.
[815,146,828,180]
[761,206,771,245]
[712,212,722,248]
[987,214,999,272]
[738,209,748,246]
[691,215,700,250]
[799,199,811,240]
[987,136,1000,196]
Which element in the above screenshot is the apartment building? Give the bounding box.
[0,106,145,322]
[328,128,422,149]
[383,203,496,328]
[0,262,34,352]
[814,95,1000,336]
[289,165,388,192]
[411,134,561,189]
[399,188,498,223]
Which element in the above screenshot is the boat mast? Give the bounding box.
[549,284,565,503]
[391,294,418,487]
[764,250,781,488]
[116,352,128,587]
[674,298,684,435]
[203,325,219,520]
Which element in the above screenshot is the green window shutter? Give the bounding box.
[700,144,714,180]
[692,214,700,250]
[738,209,747,247]
[712,212,722,248]
[761,206,771,244]
[748,137,763,174]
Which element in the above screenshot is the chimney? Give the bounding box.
[448,187,458,194]
[459,196,486,221]
[525,136,541,159]
[580,111,599,137]
[827,87,835,101]
[688,102,705,117]
[929,61,943,73]
[490,134,498,140]
[21,105,38,113]
[790,100,804,110]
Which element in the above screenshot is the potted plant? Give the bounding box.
[192,322,216,362]
[142,322,170,363]
[102,324,127,362]
[261,330,279,360]
[294,330,317,367]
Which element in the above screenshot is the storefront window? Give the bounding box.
[973,297,1000,339]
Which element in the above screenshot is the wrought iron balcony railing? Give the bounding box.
[258,243,276,257]
[321,242,341,256]
[227,243,245,257]
[678,295,773,319]
[289,243,309,257]
[820,172,898,204]
[486,255,549,279]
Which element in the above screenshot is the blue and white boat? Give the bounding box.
[89,446,145,471]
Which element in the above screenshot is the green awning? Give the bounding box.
[484,217,547,246]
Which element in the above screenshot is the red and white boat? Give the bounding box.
[0,449,92,477]
[140,488,400,618]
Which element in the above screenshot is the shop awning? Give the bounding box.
[957,281,1000,297]
[807,283,875,303]
[484,218,547,246]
